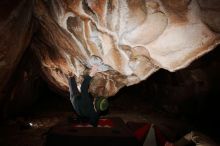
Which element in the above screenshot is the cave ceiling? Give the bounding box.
[0,0,220,100]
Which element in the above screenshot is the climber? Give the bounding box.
[68,57,110,127]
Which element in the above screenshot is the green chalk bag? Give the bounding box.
[95,97,109,112]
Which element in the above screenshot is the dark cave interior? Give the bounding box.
[1,45,220,146]
[1,0,220,145]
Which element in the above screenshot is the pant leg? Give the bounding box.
[68,76,80,97]
[68,77,80,111]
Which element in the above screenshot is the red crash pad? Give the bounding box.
[46,117,140,146]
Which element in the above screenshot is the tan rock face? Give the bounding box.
[1,0,220,100]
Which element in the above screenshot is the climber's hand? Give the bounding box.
[89,65,98,77]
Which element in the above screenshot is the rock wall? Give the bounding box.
[0,0,35,111]
[32,0,220,97]
[0,0,220,104]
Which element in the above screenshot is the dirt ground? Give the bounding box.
[0,92,213,146]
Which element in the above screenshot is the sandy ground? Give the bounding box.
[0,107,192,146]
